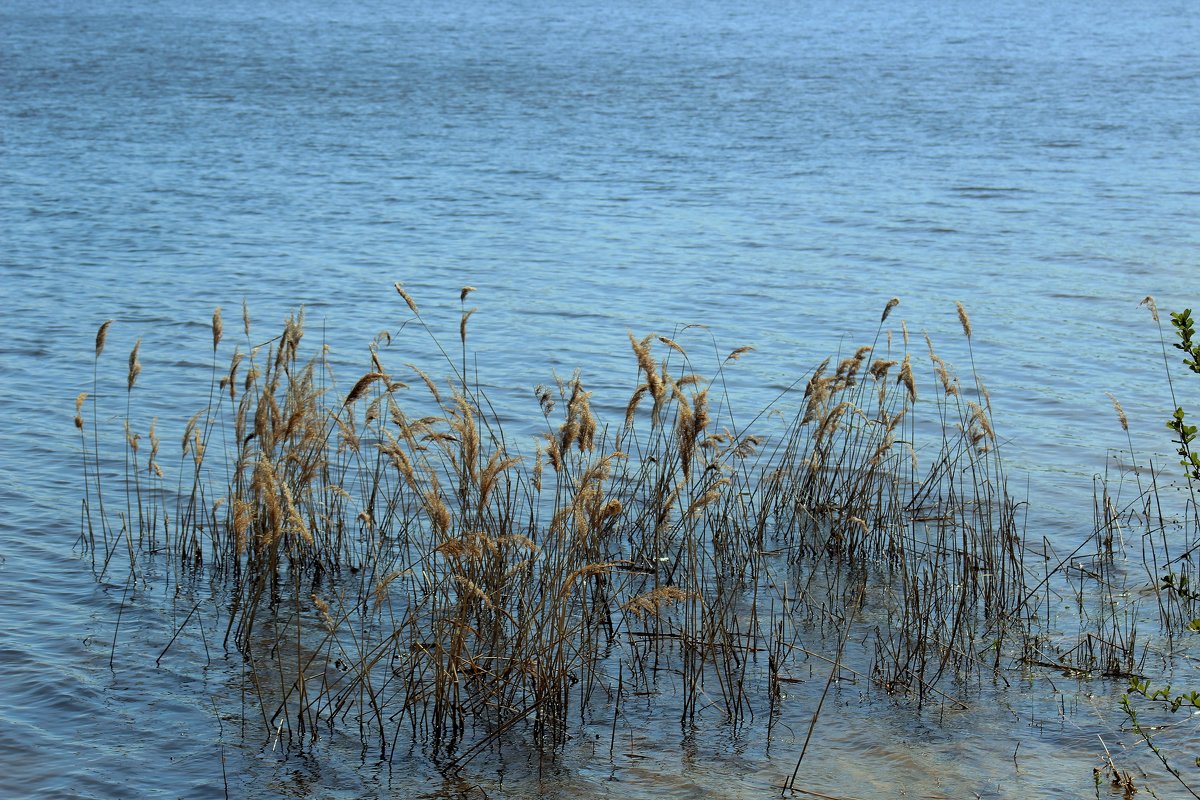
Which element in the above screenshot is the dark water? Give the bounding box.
[2,0,1199,796]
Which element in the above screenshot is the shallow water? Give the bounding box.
[2,0,1199,796]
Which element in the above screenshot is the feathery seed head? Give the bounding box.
[394,282,420,315]
[127,338,142,391]
[1106,392,1129,432]
[898,354,917,403]
[881,297,900,323]
[345,372,386,405]
[74,392,87,431]
[95,320,113,358]
[460,307,477,344]
[725,345,755,362]
[956,302,972,339]
[212,306,223,351]
[1140,295,1159,322]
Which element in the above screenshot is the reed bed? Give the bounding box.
[78,289,1067,781]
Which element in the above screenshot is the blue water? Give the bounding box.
[2,0,1199,796]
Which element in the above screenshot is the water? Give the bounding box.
[2,0,1199,796]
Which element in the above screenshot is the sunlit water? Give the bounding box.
[2,0,1199,796]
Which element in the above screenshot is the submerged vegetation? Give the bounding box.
[76,287,1200,796]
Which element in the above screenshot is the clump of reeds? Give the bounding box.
[77,290,1035,768]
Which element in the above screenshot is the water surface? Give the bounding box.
[2,0,1199,796]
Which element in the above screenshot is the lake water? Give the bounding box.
[2,0,1199,796]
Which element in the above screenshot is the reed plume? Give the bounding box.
[212,306,223,351]
[898,353,917,402]
[460,308,477,344]
[956,301,972,339]
[345,372,386,406]
[95,320,113,358]
[881,297,900,323]
[394,282,420,315]
[628,332,663,404]
[127,339,142,391]
[725,345,755,361]
[1106,392,1129,432]
[1140,295,1159,322]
